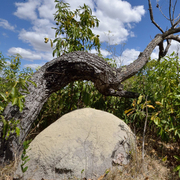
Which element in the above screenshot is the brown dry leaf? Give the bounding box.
[97,175,105,180]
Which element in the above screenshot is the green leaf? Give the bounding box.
[154,117,160,125]
[137,95,143,105]
[162,155,167,162]
[0,93,7,101]
[18,98,23,112]
[21,166,28,173]
[81,169,84,174]
[11,86,18,98]
[174,165,180,172]
[174,155,180,161]
[12,97,18,105]
[82,91,90,106]
[15,127,20,136]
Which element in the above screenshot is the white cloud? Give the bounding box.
[165,40,180,56]
[116,39,180,67]
[89,49,112,57]
[120,49,140,66]
[150,39,180,60]
[96,0,145,23]
[8,47,42,61]
[12,0,179,68]
[18,29,53,52]
[2,33,8,37]
[66,0,146,45]
[38,0,57,21]
[0,18,16,31]
[92,0,145,44]
[14,0,41,20]
[151,46,159,60]
[40,52,54,61]
[24,63,45,69]
[12,0,146,63]
[8,47,54,62]
[66,0,94,11]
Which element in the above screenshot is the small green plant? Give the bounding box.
[0,115,20,140]
[21,139,32,173]
[174,155,180,177]
[105,169,110,175]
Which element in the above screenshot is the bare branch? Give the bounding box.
[174,14,180,22]
[157,0,179,28]
[165,34,180,42]
[148,0,164,33]
[158,6,170,20]
[117,34,164,82]
[163,26,180,37]
[164,39,172,56]
[172,0,178,21]
[169,0,173,26]
[158,39,172,60]
[158,41,164,60]
[172,18,180,28]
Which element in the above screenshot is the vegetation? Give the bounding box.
[45,1,101,56]
[0,0,180,179]
[0,52,34,140]
[30,51,180,179]
[124,53,180,142]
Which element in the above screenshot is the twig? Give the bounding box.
[142,96,148,162]
[158,6,169,21]
[172,18,180,28]
[169,0,173,26]
[148,0,164,33]
[172,0,178,21]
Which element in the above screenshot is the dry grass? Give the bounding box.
[0,161,16,180]
[0,135,179,180]
[102,150,174,180]
[101,135,180,180]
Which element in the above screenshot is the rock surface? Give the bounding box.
[15,108,135,180]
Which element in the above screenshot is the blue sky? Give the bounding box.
[0,0,180,70]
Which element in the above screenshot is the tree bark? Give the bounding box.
[0,32,179,165]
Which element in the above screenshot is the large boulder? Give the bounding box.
[15,108,135,180]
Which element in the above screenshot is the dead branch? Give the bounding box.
[148,0,164,33]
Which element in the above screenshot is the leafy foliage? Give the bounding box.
[123,53,180,177]
[174,155,180,177]
[34,80,129,134]
[124,52,180,141]
[45,1,101,57]
[21,139,32,173]
[0,52,34,140]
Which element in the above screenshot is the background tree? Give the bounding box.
[45,1,101,56]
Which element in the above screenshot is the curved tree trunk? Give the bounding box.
[0,33,176,165]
